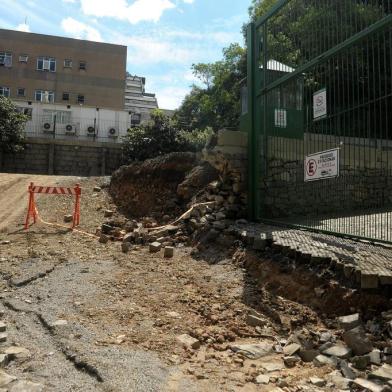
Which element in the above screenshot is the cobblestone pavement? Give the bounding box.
[279,210,392,243]
[231,221,392,289]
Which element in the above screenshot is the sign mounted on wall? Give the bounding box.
[313,88,327,120]
[304,148,339,182]
[274,109,287,128]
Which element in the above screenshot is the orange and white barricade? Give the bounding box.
[24,182,81,230]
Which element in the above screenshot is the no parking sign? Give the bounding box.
[304,148,339,182]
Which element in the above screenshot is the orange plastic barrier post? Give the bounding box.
[24,182,37,230]
[24,182,82,230]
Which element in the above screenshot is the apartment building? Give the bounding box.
[125,75,159,124]
[0,28,127,110]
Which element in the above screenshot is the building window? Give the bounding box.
[35,90,55,103]
[17,88,25,97]
[16,107,33,119]
[43,110,71,124]
[79,61,86,70]
[62,92,70,101]
[64,59,72,68]
[37,57,56,72]
[19,54,28,63]
[77,94,85,104]
[131,113,141,125]
[0,87,10,97]
[0,52,12,67]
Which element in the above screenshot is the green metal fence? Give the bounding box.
[245,0,392,243]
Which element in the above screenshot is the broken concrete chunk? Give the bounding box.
[322,345,352,359]
[230,343,274,359]
[0,355,8,368]
[350,355,370,370]
[0,334,7,343]
[352,378,385,392]
[343,326,373,355]
[0,323,6,333]
[369,364,392,382]
[255,374,270,384]
[246,314,266,328]
[0,370,16,387]
[164,246,174,258]
[313,354,336,367]
[104,210,114,218]
[340,359,358,380]
[149,242,161,253]
[176,334,200,350]
[261,360,285,372]
[309,377,326,387]
[50,319,68,328]
[337,313,361,331]
[10,380,44,392]
[369,349,382,365]
[4,346,31,360]
[327,370,351,390]
[284,356,300,368]
[298,349,319,362]
[283,343,301,356]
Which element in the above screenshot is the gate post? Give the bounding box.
[247,22,261,221]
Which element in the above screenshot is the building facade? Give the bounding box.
[125,75,159,124]
[0,28,127,110]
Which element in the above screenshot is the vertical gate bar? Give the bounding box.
[246,22,260,221]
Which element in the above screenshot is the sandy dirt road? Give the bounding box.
[0,173,73,232]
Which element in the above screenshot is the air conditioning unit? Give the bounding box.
[42,122,54,133]
[87,126,96,136]
[65,124,76,135]
[108,127,118,138]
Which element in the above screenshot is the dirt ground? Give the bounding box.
[0,173,385,391]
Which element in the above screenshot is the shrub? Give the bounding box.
[121,109,213,163]
[0,96,27,153]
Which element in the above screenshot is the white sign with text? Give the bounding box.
[304,148,339,182]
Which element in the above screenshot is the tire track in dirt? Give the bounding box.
[0,174,68,232]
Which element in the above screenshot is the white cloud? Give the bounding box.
[155,86,189,110]
[80,0,175,24]
[16,23,30,32]
[61,17,102,42]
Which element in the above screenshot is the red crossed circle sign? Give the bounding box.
[306,159,317,177]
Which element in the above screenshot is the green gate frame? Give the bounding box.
[246,0,392,244]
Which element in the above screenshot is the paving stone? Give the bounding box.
[149,242,161,253]
[322,345,352,359]
[164,246,174,258]
[337,314,361,331]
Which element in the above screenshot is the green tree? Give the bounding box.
[175,43,247,131]
[0,96,27,153]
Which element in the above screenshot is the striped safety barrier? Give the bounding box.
[25,182,81,230]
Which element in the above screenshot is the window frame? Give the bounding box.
[64,59,72,68]
[0,86,10,97]
[77,94,85,104]
[79,61,86,70]
[35,90,55,103]
[19,54,28,63]
[0,52,12,67]
[17,87,25,97]
[62,92,70,101]
[37,56,56,72]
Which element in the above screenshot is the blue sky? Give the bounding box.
[0,0,249,109]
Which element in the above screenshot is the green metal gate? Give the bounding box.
[245,0,392,243]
